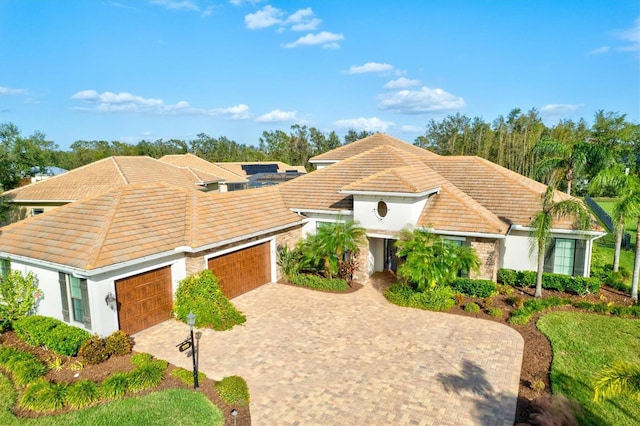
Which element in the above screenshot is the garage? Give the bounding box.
[208,242,271,299]
[115,266,173,335]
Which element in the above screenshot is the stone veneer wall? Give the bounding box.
[184,224,304,279]
[352,237,371,285]
[468,237,499,281]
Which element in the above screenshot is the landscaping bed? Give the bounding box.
[442,284,635,424]
[0,331,250,426]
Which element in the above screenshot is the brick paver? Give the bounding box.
[134,280,523,425]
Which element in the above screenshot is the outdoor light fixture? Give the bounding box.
[186,312,199,389]
[104,292,116,310]
[231,409,238,426]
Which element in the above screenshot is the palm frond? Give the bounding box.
[593,362,640,402]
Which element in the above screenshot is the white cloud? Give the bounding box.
[345,62,394,75]
[245,5,285,29]
[384,77,420,89]
[149,0,199,12]
[211,103,250,119]
[230,0,263,5]
[333,117,394,132]
[0,86,26,95]
[615,17,640,52]
[399,124,423,133]
[256,109,296,122]
[286,8,321,31]
[71,90,192,113]
[540,103,584,116]
[283,31,344,48]
[378,86,465,114]
[588,46,610,55]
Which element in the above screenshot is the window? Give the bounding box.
[376,200,388,218]
[553,239,575,275]
[0,259,9,280]
[58,272,91,329]
[31,208,44,216]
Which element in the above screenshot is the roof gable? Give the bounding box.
[342,165,445,195]
[159,154,248,183]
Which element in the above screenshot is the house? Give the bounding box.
[159,153,249,192]
[0,183,305,336]
[1,156,222,223]
[0,134,604,337]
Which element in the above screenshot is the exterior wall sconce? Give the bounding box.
[105,292,117,310]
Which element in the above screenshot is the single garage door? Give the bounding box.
[208,242,271,299]
[115,266,172,335]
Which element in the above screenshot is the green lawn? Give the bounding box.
[0,374,224,425]
[537,311,640,425]
[591,197,638,246]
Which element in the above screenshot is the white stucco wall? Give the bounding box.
[501,230,536,271]
[352,195,428,232]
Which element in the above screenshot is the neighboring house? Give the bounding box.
[281,134,605,283]
[0,183,304,336]
[212,161,307,190]
[159,153,249,192]
[2,156,221,222]
[0,134,604,337]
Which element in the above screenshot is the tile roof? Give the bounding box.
[159,154,248,183]
[2,156,212,202]
[0,183,302,271]
[342,165,444,194]
[309,133,439,163]
[279,145,427,211]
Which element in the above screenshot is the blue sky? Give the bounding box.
[1,0,638,150]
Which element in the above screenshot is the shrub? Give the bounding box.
[497,268,518,286]
[19,380,67,412]
[128,362,166,393]
[0,347,48,387]
[130,352,154,367]
[276,245,302,279]
[0,268,42,325]
[482,297,494,309]
[288,273,350,291]
[508,297,572,325]
[464,302,481,313]
[173,270,246,331]
[506,296,524,309]
[496,284,515,295]
[171,367,206,386]
[384,283,415,306]
[79,335,109,365]
[453,293,465,306]
[101,372,130,400]
[65,380,100,409]
[530,379,546,393]
[13,315,90,356]
[487,307,503,318]
[517,271,537,287]
[215,376,250,406]
[564,276,600,296]
[385,283,455,311]
[105,331,133,357]
[450,278,496,298]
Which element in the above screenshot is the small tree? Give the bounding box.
[529,186,591,298]
[0,267,42,327]
[395,228,480,292]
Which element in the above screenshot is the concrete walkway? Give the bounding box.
[134,282,524,426]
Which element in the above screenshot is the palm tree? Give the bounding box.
[532,139,588,196]
[395,228,480,292]
[529,186,591,297]
[302,220,367,279]
[593,362,640,402]
[589,167,640,299]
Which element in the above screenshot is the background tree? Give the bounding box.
[395,228,480,292]
[344,129,374,144]
[532,139,590,195]
[529,186,591,297]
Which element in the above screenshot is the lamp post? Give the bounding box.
[186,312,199,389]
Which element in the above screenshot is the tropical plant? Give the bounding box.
[529,186,591,297]
[300,220,366,280]
[395,228,480,292]
[593,362,640,402]
[532,139,589,195]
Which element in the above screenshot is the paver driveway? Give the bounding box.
[134,281,524,426]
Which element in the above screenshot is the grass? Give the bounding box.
[537,311,640,425]
[0,373,224,426]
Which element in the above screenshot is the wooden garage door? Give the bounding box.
[115,266,172,335]
[208,242,271,299]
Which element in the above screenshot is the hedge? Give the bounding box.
[449,278,496,298]
[498,268,600,295]
[13,315,91,356]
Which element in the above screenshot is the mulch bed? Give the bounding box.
[0,331,250,426]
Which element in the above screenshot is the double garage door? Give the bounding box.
[115,242,272,334]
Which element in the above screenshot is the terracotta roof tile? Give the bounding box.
[3,156,209,202]
[0,183,302,270]
[309,133,439,162]
[160,154,248,183]
[342,165,444,194]
[213,161,307,177]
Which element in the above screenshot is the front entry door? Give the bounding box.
[384,239,397,272]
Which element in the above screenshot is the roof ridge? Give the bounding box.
[84,186,125,269]
[111,157,129,184]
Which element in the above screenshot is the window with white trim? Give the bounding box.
[553,238,575,275]
[58,272,91,329]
